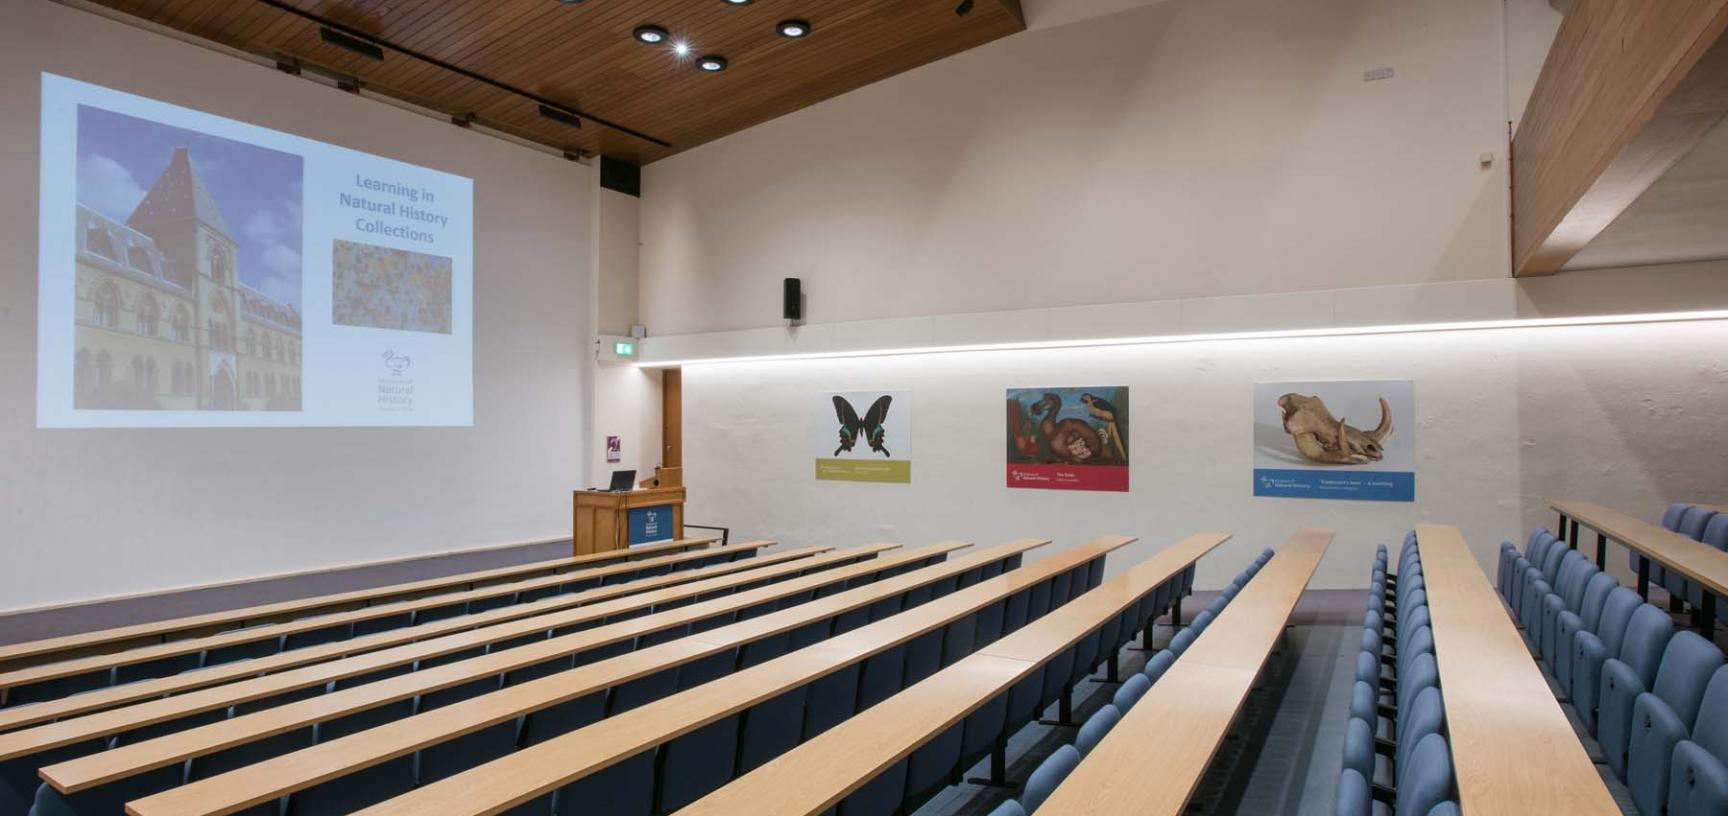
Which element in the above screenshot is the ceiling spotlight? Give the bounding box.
[955,0,974,16]
[776,19,811,38]
[696,54,728,72]
[673,40,692,56]
[633,25,669,44]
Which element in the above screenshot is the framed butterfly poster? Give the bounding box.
[815,391,911,483]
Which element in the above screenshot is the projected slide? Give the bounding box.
[37,73,473,427]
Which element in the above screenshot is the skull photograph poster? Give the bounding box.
[1253,380,1415,502]
[816,391,911,483]
[1005,387,1130,492]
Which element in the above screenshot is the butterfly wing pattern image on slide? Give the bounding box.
[833,395,892,457]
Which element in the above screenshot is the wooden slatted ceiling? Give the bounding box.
[86,0,1028,164]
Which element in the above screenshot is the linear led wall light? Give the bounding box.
[319,27,385,61]
[636,308,1728,368]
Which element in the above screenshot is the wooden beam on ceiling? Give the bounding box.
[1511,0,1728,276]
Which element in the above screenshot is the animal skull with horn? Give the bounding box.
[1277,393,1392,465]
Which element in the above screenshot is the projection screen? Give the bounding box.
[38,72,474,427]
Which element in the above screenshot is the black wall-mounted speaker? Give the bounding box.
[783,278,802,322]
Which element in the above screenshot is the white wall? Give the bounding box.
[0,2,595,610]
[641,0,1523,335]
[682,318,1728,589]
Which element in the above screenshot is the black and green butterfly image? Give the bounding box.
[833,395,893,457]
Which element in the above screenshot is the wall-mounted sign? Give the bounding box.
[606,435,622,464]
[1005,386,1130,492]
[1253,380,1415,502]
[814,391,911,483]
[628,504,673,545]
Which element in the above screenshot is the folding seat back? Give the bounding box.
[1620,605,1681,687]
[549,748,654,816]
[1690,516,1728,616]
[656,713,742,812]
[904,721,964,809]
[1342,716,1374,782]
[1113,672,1151,712]
[1169,628,1195,655]
[1143,650,1175,684]
[1667,667,1728,816]
[737,687,809,774]
[1398,653,1438,717]
[1573,586,1643,727]
[1680,508,1718,541]
[1598,606,1680,775]
[1075,704,1120,756]
[1653,633,1727,727]
[1350,681,1377,724]
[1580,573,1622,633]
[1663,504,1692,531]
[1020,745,1081,814]
[1628,639,1728,815]
[1396,733,1454,816]
[988,801,1028,816]
[1539,537,1568,585]
[1556,572,1621,692]
[1335,769,1369,816]
[1397,686,1444,772]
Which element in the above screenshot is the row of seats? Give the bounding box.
[8,546,967,816]
[0,545,765,709]
[986,548,1275,816]
[1337,534,1459,816]
[826,556,1203,816]
[1499,519,1728,816]
[1635,504,1727,623]
[640,550,1113,816]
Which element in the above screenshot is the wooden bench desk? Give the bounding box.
[676,532,1230,816]
[6,543,915,773]
[1552,499,1728,634]
[117,539,1048,816]
[0,541,792,732]
[0,540,779,697]
[1034,529,1332,816]
[334,538,1127,816]
[0,536,720,673]
[1418,523,1620,816]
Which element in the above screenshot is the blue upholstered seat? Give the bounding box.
[1020,745,1081,814]
[1621,633,1725,811]
[1572,586,1642,731]
[1596,604,1681,775]
[1335,768,1370,816]
[1075,705,1120,756]
[1668,666,1728,816]
[1113,673,1152,712]
[1395,733,1454,816]
[1554,572,1619,694]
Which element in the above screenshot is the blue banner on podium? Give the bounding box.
[628,504,674,546]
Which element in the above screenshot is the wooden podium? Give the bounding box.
[572,485,687,556]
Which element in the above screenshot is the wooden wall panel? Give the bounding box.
[1512,0,1728,276]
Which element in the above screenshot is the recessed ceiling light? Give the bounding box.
[633,25,669,44]
[777,19,811,38]
[673,40,692,56]
[696,54,728,72]
[723,0,752,5]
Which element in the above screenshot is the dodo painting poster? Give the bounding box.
[1005,387,1129,492]
[1253,380,1415,502]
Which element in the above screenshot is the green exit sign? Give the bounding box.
[613,340,636,358]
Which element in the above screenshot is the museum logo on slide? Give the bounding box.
[379,349,413,411]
